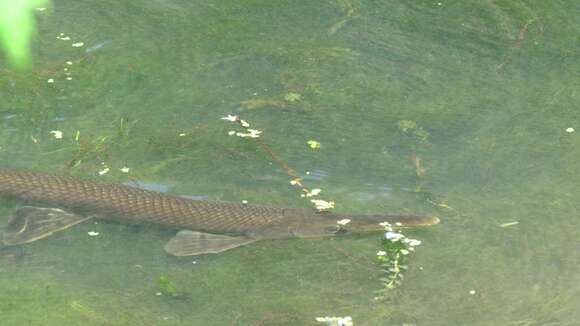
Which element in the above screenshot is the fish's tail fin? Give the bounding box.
[2,206,92,246]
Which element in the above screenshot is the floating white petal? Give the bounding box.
[221,114,238,122]
[50,130,63,139]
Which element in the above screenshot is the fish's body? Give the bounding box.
[0,169,439,255]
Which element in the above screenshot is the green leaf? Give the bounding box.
[0,0,50,70]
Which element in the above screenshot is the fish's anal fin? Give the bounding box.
[164,230,257,256]
[2,206,92,246]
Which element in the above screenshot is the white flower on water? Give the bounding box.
[235,129,262,138]
[315,316,353,326]
[240,119,250,127]
[385,231,404,242]
[379,222,391,227]
[50,130,63,139]
[221,114,238,122]
[307,140,321,149]
[290,178,302,185]
[405,238,421,246]
[311,199,335,211]
[376,250,387,256]
[87,231,99,236]
[338,317,353,326]
[400,249,409,255]
[246,129,262,138]
[120,167,130,173]
[304,188,321,197]
[336,219,351,226]
[98,167,110,175]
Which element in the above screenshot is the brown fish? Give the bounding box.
[0,169,439,256]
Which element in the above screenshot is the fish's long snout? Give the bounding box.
[345,214,440,232]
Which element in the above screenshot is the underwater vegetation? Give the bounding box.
[0,0,49,69]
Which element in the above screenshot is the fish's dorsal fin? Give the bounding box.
[164,230,257,256]
[2,206,92,246]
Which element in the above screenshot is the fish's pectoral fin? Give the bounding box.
[164,230,257,256]
[2,206,92,246]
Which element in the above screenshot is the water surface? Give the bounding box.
[0,1,579,325]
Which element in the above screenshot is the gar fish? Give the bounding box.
[0,169,439,256]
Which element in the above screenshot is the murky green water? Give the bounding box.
[1,0,579,325]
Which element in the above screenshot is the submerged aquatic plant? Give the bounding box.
[396,119,430,143]
[221,114,425,301]
[221,114,335,212]
[156,275,191,301]
[157,275,178,297]
[375,222,422,300]
[0,0,49,69]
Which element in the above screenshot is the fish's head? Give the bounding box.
[273,210,440,238]
[343,214,440,232]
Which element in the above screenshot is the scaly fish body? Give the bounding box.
[0,169,439,255]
